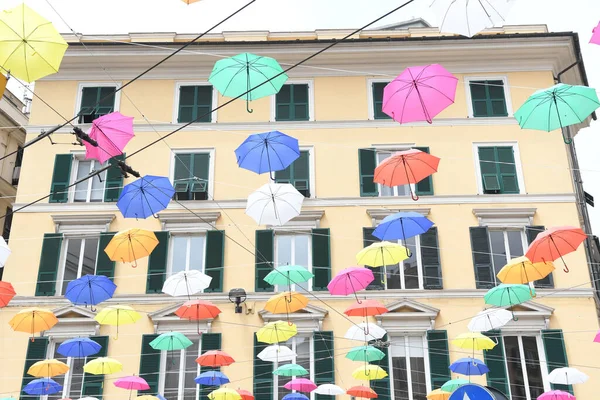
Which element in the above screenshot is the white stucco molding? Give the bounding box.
[45,305,99,338]
[366,208,431,227]
[51,213,115,234]
[472,207,537,228]
[157,211,221,233]
[500,301,554,332]
[259,304,328,332]
[269,210,325,232]
[148,303,213,334]
[375,299,440,333]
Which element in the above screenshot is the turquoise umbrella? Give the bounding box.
[345,345,385,362]
[514,83,600,143]
[441,378,470,393]
[484,284,534,320]
[264,265,314,286]
[273,363,309,377]
[150,332,193,365]
[209,52,288,113]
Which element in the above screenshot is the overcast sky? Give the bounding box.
[4,0,600,231]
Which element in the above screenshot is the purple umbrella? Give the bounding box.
[327,267,374,302]
[284,378,317,393]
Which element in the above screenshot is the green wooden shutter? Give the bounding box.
[427,330,451,389]
[369,335,390,400]
[497,147,519,194]
[372,82,390,120]
[139,334,160,394]
[96,232,116,280]
[21,337,49,399]
[275,151,310,197]
[146,231,169,294]
[253,335,273,400]
[363,228,384,290]
[479,147,519,194]
[204,230,224,293]
[35,233,63,296]
[527,226,554,288]
[200,333,222,399]
[483,330,509,396]
[79,87,116,123]
[276,84,309,121]
[312,228,331,291]
[178,86,213,123]
[414,147,434,195]
[49,154,73,203]
[358,149,378,197]
[421,227,442,289]
[314,331,335,400]
[81,336,109,399]
[469,227,494,289]
[542,329,573,393]
[103,154,125,202]
[255,230,274,292]
[469,80,508,117]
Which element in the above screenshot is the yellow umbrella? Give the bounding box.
[264,292,309,315]
[452,332,496,358]
[9,307,58,338]
[352,365,388,381]
[427,389,451,400]
[208,388,242,400]
[356,241,409,267]
[181,0,202,3]
[137,396,160,400]
[94,305,141,339]
[256,320,297,344]
[0,4,68,82]
[104,229,159,267]
[83,357,123,375]
[497,256,555,284]
[28,359,69,378]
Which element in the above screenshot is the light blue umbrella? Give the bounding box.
[373,211,434,241]
[235,131,300,177]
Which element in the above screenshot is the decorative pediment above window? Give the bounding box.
[472,207,536,228]
[46,305,99,338]
[375,299,439,332]
[157,211,221,233]
[51,214,115,234]
[259,304,328,332]
[148,303,214,334]
[269,210,325,232]
[366,208,431,227]
[501,301,554,332]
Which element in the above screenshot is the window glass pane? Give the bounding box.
[70,357,85,398]
[296,339,310,375]
[506,230,524,258]
[74,161,91,202]
[276,236,293,292]
[171,236,188,275]
[408,337,426,400]
[522,336,544,399]
[392,356,409,400]
[504,336,527,400]
[294,235,310,292]
[489,231,507,282]
[164,349,182,399]
[62,239,82,295]
[184,338,200,400]
[390,338,406,358]
[386,263,401,289]
[402,237,419,289]
[90,163,106,202]
[377,153,394,197]
[189,236,205,272]
[276,338,294,400]
[81,238,98,277]
[50,346,67,400]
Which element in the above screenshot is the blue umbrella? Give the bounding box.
[23,378,62,395]
[282,394,309,400]
[449,357,490,376]
[117,175,175,219]
[57,337,102,358]
[194,371,230,386]
[157,395,167,400]
[373,212,434,241]
[449,384,497,400]
[235,131,300,176]
[64,274,116,311]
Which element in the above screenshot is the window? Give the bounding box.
[169,234,206,277]
[77,85,117,124]
[385,237,423,289]
[376,152,413,197]
[47,341,87,400]
[57,237,100,295]
[390,336,428,400]
[173,152,211,201]
[371,81,391,120]
[476,145,521,194]
[176,85,214,123]
[489,228,526,285]
[2,207,12,240]
[275,150,312,197]
[12,146,23,185]
[468,79,509,117]
[503,335,545,400]
[275,84,310,121]
[72,158,107,202]
[274,337,311,400]
[275,234,311,291]
[161,337,201,400]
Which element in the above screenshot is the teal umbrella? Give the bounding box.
[264,265,314,286]
[209,52,288,113]
[345,345,385,362]
[273,363,309,377]
[150,332,193,351]
[514,83,600,143]
[484,284,534,320]
[441,378,469,393]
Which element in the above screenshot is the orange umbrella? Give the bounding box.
[236,390,254,400]
[196,350,235,367]
[175,300,221,334]
[347,386,378,399]
[0,281,16,307]
[344,300,388,317]
[373,149,440,201]
[525,226,587,273]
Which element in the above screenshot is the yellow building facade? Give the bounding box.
[2,24,600,400]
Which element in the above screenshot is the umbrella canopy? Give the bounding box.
[265,292,309,314]
[346,345,385,362]
[382,64,458,123]
[264,265,314,286]
[57,337,101,358]
[284,378,317,393]
[83,357,123,375]
[235,131,300,175]
[114,376,150,391]
[344,323,387,342]
[181,0,202,3]
[28,359,69,378]
[195,371,230,386]
[9,307,58,336]
[282,394,309,400]
[84,112,134,163]
[175,300,222,320]
[313,384,345,396]
[246,183,304,226]
[595,330,600,343]
[236,390,254,400]
[449,357,489,376]
[162,270,212,297]
[64,275,116,309]
[150,332,193,351]
[431,0,514,37]
[591,21,600,45]
[344,300,388,317]
[352,365,388,381]
[452,332,496,351]
[117,175,175,219]
[427,389,450,400]
[257,345,296,362]
[514,84,600,143]
[356,241,409,268]
[548,367,589,385]
[0,280,16,307]
[525,226,587,272]
[196,350,235,367]
[209,53,288,112]
[256,320,298,344]
[537,390,576,400]
[273,363,309,377]
[484,284,534,308]
[0,236,11,267]
[137,396,160,400]
[448,384,496,400]
[467,309,512,332]
[347,386,378,399]
[372,212,434,241]
[327,267,374,297]
[441,378,470,393]
[497,256,555,284]
[0,4,68,82]
[104,229,159,267]
[208,388,242,400]
[23,378,62,395]
[94,305,141,339]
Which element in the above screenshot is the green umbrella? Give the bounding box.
[345,345,385,362]
[514,83,600,143]
[272,363,309,376]
[441,378,469,393]
[264,265,314,286]
[209,52,288,113]
[484,284,534,321]
[150,332,193,351]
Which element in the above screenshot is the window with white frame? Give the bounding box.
[271,81,314,122]
[172,152,212,201]
[72,158,108,202]
[57,236,100,295]
[77,84,119,124]
[160,337,201,400]
[503,335,546,400]
[275,234,311,292]
[47,340,88,400]
[274,336,311,400]
[169,234,206,277]
[474,144,522,195]
[376,151,412,197]
[384,236,423,290]
[489,228,526,285]
[389,336,429,400]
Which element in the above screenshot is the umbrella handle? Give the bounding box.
[563,265,570,273]
[410,191,419,202]
[90,305,97,312]
[562,131,573,144]
[246,100,254,114]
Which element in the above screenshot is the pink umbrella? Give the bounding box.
[284,378,317,393]
[591,21,600,45]
[382,64,458,124]
[84,111,135,163]
[537,390,576,400]
[594,330,600,343]
[327,267,374,301]
[113,375,150,391]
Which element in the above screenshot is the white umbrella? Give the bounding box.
[430,0,515,38]
[0,236,11,267]
[257,344,296,362]
[313,384,345,396]
[468,309,512,332]
[162,270,212,297]
[344,323,387,342]
[548,367,589,385]
[79,397,100,400]
[245,183,304,226]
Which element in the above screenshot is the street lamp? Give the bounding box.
[228,288,247,314]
